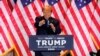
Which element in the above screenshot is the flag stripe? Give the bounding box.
[79,9,100,50]
[11,5,32,56]
[59,0,95,53]
[57,1,81,55]
[71,0,97,52]
[52,1,84,56]
[70,5,92,52]
[88,1,100,32]
[61,1,87,56]
[66,10,87,56]
[83,7,100,42]
[0,8,23,56]
[0,20,11,50]
[60,0,93,55]
[86,4,100,41]
[1,1,26,55]
[0,34,8,52]
[0,41,4,53]
[53,4,83,56]
[0,14,11,50]
[90,33,100,50]
[0,34,6,53]
[54,1,80,56]
[70,0,96,51]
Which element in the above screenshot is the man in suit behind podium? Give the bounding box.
[34,5,61,35]
[34,5,61,56]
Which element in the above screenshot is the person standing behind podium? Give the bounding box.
[34,5,61,56]
[34,5,61,35]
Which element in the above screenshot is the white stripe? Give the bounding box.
[53,2,83,55]
[67,9,89,56]
[74,40,82,56]
[12,10,29,45]
[93,9,100,25]
[0,17,13,48]
[0,50,2,54]
[18,0,36,35]
[88,2,95,13]
[34,0,42,15]
[51,4,82,55]
[28,5,36,22]
[89,2,100,27]
[0,34,8,51]
[0,2,28,56]
[9,0,15,7]
[17,1,36,55]
[59,0,72,34]
[60,0,68,13]
[72,1,96,52]
[30,51,35,56]
[82,7,100,41]
[98,0,100,6]
[62,0,88,54]
[54,4,71,35]
[44,0,49,5]
[54,2,83,56]
[67,0,89,53]
[17,0,36,46]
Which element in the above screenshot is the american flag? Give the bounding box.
[0,0,100,56]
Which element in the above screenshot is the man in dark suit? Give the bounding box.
[34,6,61,35]
[34,5,61,56]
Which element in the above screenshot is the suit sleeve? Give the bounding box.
[34,17,41,28]
[54,20,61,34]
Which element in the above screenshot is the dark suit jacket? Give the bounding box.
[34,16,61,56]
[34,16,61,35]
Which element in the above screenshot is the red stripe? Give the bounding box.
[0,26,10,49]
[61,0,87,56]
[52,2,80,56]
[86,5,100,39]
[31,3,40,16]
[13,5,32,56]
[0,42,4,53]
[80,8,100,50]
[61,3,87,55]
[70,5,92,52]
[86,2,100,32]
[71,4,95,54]
[95,4,100,17]
[65,14,86,56]
[7,0,13,11]
[0,9,2,16]
[1,10,23,56]
[79,9,99,49]
[72,49,77,56]
[2,0,25,55]
[65,0,71,8]
[57,2,77,56]
[15,5,31,35]
[52,7,67,34]
[37,0,44,8]
[24,7,36,33]
[52,5,77,56]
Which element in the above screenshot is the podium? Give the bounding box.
[29,35,73,56]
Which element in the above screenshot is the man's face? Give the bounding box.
[43,6,52,19]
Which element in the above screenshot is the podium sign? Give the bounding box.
[29,35,73,51]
